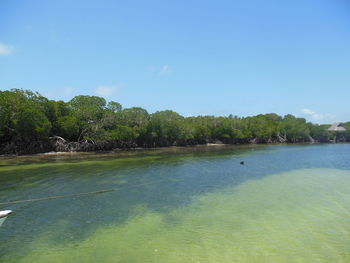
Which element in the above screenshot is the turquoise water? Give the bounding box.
[1,144,350,262]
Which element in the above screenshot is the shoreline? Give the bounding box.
[1,141,346,159]
[0,143,260,158]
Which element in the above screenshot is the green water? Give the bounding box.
[1,144,350,262]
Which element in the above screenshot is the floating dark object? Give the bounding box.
[240,161,245,165]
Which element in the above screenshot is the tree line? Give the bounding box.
[0,89,348,154]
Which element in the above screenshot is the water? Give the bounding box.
[1,144,350,262]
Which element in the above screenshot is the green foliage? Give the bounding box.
[309,124,331,142]
[280,115,310,142]
[342,122,350,141]
[0,89,52,141]
[149,110,185,143]
[107,101,122,113]
[69,95,106,123]
[68,95,107,140]
[57,115,80,139]
[185,116,214,140]
[0,89,346,150]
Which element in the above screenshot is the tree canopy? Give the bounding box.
[0,89,346,154]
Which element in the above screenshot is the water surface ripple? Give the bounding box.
[1,144,350,262]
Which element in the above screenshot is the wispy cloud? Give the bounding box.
[159,65,170,75]
[301,109,336,123]
[0,43,14,55]
[94,85,120,96]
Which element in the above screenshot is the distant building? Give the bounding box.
[328,122,346,143]
[327,122,346,132]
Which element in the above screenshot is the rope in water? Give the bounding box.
[0,189,115,205]
[0,176,174,206]
[0,168,200,207]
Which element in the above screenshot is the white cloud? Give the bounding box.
[159,65,170,75]
[94,85,120,96]
[301,109,336,123]
[0,43,14,55]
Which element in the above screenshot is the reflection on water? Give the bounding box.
[1,144,350,262]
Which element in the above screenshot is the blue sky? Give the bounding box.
[1,0,350,123]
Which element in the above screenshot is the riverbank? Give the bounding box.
[0,143,233,158]
[0,139,284,156]
[1,140,346,158]
[1,128,348,157]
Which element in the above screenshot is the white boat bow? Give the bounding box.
[0,210,12,227]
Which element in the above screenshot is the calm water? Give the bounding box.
[1,144,350,262]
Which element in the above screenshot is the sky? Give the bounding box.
[1,0,350,123]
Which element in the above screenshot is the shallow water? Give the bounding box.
[1,144,350,262]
